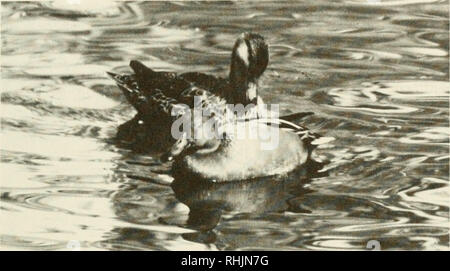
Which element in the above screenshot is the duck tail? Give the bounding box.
[106,71,130,85]
[107,71,145,111]
[130,60,157,80]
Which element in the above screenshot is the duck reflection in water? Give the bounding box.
[106,148,328,247]
[171,159,327,243]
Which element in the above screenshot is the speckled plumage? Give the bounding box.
[108,33,271,150]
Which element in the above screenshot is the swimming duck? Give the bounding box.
[108,32,269,150]
[168,115,332,182]
[108,32,332,181]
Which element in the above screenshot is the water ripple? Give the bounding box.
[1,0,448,250]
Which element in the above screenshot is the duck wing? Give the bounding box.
[129,60,191,99]
[130,60,226,98]
[179,72,226,94]
[107,71,187,119]
[109,60,225,113]
[108,77,228,134]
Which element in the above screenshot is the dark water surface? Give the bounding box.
[1,0,449,250]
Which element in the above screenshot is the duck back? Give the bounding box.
[173,127,308,182]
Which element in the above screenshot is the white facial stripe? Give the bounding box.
[236,41,249,66]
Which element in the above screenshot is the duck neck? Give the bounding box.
[228,74,258,107]
[229,52,260,105]
[246,81,258,105]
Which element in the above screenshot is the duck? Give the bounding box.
[108,32,333,182]
[170,161,325,231]
[108,32,270,151]
[168,115,332,182]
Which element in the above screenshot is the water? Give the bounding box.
[1,0,448,250]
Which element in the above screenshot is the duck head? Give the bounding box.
[229,32,269,106]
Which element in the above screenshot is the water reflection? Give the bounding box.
[172,161,325,232]
[1,0,449,250]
